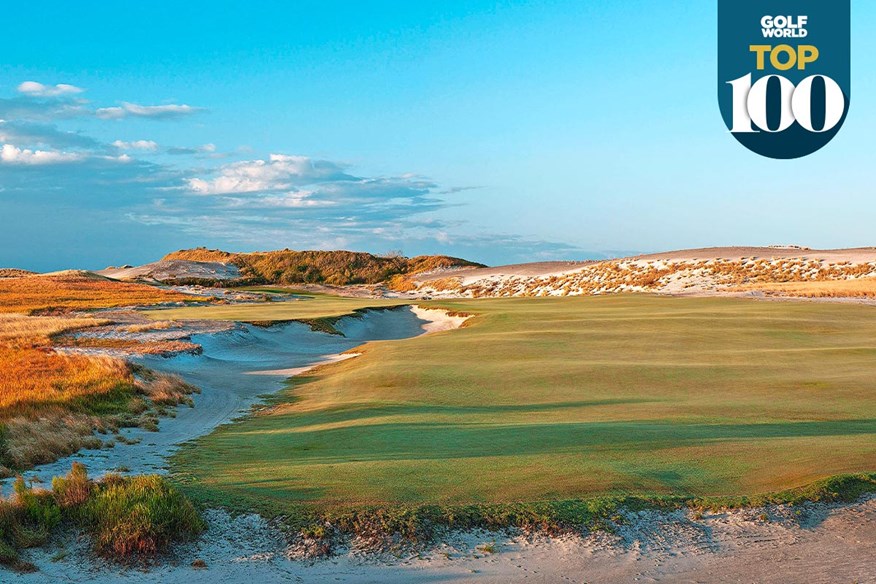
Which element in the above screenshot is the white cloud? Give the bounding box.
[187,154,348,195]
[17,81,84,97]
[0,143,83,165]
[237,191,336,208]
[112,139,159,151]
[167,143,217,155]
[96,102,201,120]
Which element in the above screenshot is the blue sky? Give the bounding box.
[1,1,873,271]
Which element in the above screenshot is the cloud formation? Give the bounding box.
[186,154,354,195]
[167,143,216,155]
[0,120,100,149]
[112,139,159,151]
[96,102,202,120]
[17,81,84,97]
[0,143,83,165]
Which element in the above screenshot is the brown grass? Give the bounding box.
[54,336,201,355]
[733,278,876,298]
[0,347,129,413]
[0,314,106,342]
[0,275,203,474]
[0,273,198,315]
[0,356,198,471]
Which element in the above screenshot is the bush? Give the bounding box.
[0,464,205,572]
[51,462,92,509]
[80,474,205,558]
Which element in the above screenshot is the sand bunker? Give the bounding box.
[4,305,462,487]
[410,305,471,333]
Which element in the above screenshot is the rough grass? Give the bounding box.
[0,273,199,315]
[170,295,876,536]
[0,314,106,341]
[0,281,200,472]
[0,347,131,413]
[80,473,205,558]
[734,277,876,298]
[0,317,197,472]
[0,463,203,571]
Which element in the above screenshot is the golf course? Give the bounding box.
[157,295,876,521]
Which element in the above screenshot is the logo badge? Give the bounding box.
[718,1,851,159]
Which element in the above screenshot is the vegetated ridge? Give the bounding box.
[159,247,484,286]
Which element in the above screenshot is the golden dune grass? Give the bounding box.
[734,278,876,298]
[0,273,196,315]
[0,313,106,342]
[0,346,130,413]
[0,276,200,472]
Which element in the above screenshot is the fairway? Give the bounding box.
[171,295,876,511]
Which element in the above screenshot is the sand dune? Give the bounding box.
[98,259,241,283]
[411,246,876,299]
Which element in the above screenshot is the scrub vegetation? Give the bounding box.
[169,295,876,541]
[162,247,483,286]
[0,463,203,572]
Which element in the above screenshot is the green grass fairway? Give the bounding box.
[170,295,876,513]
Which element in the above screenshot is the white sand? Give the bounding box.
[15,497,874,583]
[410,305,471,332]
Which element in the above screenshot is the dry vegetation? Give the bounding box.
[733,277,876,298]
[0,269,35,278]
[414,257,876,298]
[0,340,197,472]
[0,273,197,315]
[0,276,202,474]
[163,247,483,286]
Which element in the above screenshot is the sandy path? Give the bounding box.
[15,497,874,583]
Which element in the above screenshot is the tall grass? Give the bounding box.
[81,474,205,557]
[0,463,204,572]
[0,273,198,315]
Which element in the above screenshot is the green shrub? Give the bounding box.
[51,462,92,509]
[80,474,205,558]
[0,464,205,572]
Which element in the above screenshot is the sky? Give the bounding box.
[1,1,874,271]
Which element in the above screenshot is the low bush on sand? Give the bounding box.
[0,463,204,572]
[79,473,205,558]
